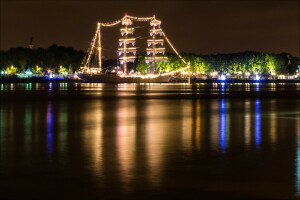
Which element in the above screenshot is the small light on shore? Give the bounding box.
[254,75,261,81]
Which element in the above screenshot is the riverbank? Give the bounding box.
[0,75,83,83]
[171,77,300,83]
[1,75,300,83]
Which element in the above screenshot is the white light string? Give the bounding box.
[101,20,122,27]
[127,15,155,21]
[161,28,187,65]
[84,15,190,78]
[85,23,100,67]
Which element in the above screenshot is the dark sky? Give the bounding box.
[1,0,299,58]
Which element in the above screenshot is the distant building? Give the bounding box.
[29,37,34,49]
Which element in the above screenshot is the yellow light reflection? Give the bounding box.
[83,101,103,178]
[145,100,165,187]
[117,99,136,189]
[210,100,220,151]
[181,100,192,153]
[244,100,251,147]
[269,100,277,148]
[58,103,68,161]
[195,100,201,151]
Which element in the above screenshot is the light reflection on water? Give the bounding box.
[47,102,53,154]
[195,100,201,151]
[117,99,136,188]
[210,100,220,151]
[1,83,300,199]
[244,100,251,147]
[145,100,166,187]
[219,99,226,152]
[297,132,300,197]
[255,99,261,147]
[296,102,300,198]
[82,100,103,179]
[269,100,277,147]
[59,104,68,151]
[25,104,32,154]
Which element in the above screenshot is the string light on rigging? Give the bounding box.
[80,14,190,80]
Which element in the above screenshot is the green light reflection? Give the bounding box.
[25,104,32,154]
[0,105,5,140]
[59,105,68,152]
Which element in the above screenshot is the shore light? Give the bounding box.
[218,74,226,81]
[254,74,261,81]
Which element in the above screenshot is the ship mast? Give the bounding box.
[146,16,167,73]
[118,14,136,75]
[84,22,102,73]
[97,23,102,72]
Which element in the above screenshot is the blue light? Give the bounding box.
[49,83,52,92]
[47,103,53,154]
[255,99,261,147]
[255,82,260,92]
[296,135,300,196]
[254,74,261,81]
[220,82,226,95]
[218,74,226,81]
[220,99,226,152]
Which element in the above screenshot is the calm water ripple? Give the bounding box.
[0,83,300,199]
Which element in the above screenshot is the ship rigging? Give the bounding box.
[79,14,190,82]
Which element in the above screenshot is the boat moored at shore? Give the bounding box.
[77,73,171,83]
[77,14,190,83]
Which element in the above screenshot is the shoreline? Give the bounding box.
[1,79,300,84]
[172,78,300,84]
[0,75,299,84]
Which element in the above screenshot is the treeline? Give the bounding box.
[0,46,298,75]
[137,51,298,75]
[0,44,84,73]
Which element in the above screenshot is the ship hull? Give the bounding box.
[77,73,171,83]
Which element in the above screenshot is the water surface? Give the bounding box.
[1,83,300,199]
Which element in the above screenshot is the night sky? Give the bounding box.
[1,0,299,58]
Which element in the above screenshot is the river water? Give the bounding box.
[1,83,300,199]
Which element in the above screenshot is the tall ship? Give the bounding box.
[77,14,190,83]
